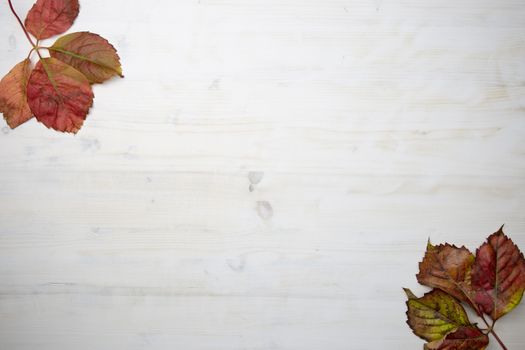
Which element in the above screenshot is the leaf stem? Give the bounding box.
[479,315,507,350]
[490,328,508,350]
[7,0,36,48]
[26,47,35,60]
[34,40,45,60]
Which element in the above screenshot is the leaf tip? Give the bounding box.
[426,238,434,250]
[403,288,416,299]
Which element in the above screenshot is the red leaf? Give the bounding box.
[27,58,93,133]
[0,59,33,128]
[50,32,123,83]
[424,326,489,350]
[471,226,525,320]
[24,0,80,40]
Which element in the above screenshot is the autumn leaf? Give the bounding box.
[0,59,33,128]
[24,0,80,40]
[3,0,122,133]
[26,58,93,133]
[424,326,489,350]
[416,242,475,306]
[471,226,525,321]
[49,32,123,84]
[407,228,525,350]
[404,288,470,342]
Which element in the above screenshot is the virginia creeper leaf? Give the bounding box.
[0,59,33,128]
[27,58,93,133]
[471,226,525,320]
[424,326,489,350]
[417,242,475,306]
[24,0,80,40]
[49,32,123,84]
[404,288,470,342]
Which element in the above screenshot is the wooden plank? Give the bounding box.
[1,0,524,349]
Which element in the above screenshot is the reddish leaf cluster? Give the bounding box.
[0,0,122,133]
[405,226,525,350]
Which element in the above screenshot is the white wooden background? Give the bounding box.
[1,0,525,349]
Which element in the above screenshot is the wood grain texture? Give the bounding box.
[1,0,524,349]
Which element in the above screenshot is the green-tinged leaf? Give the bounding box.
[50,32,123,84]
[404,288,470,342]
